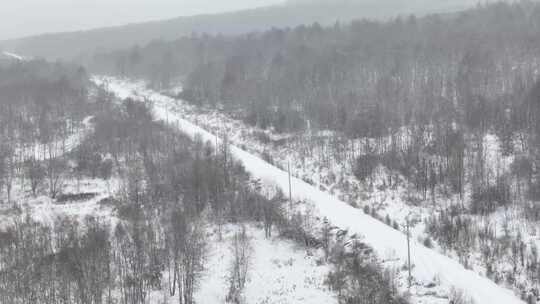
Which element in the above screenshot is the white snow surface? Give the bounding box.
[195,224,337,304]
[94,76,525,304]
[2,51,24,61]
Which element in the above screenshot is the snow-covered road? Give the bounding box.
[94,76,524,304]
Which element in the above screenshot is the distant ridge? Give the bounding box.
[0,0,482,61]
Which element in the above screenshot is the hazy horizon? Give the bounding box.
[0,0,285,40]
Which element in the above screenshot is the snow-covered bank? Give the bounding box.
[94,76,525,304]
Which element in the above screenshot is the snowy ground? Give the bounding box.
[195,224,337,304]
[144,223,338,304]
[94,76,526,304]
[0,177,118,237]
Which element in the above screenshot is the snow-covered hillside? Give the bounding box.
[94,76,526,304]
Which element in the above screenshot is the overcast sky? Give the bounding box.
[0,0,286,40]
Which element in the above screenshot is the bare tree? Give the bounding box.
[0,144,15,203]
[227,225,252,304]
[167,209,207,304]
[46,155,66,199]
[25,158,46,197]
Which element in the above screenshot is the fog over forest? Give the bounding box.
[1,1,540,304]
[0,0,285,40]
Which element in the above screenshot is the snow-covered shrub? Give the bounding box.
[325,239,410,304]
